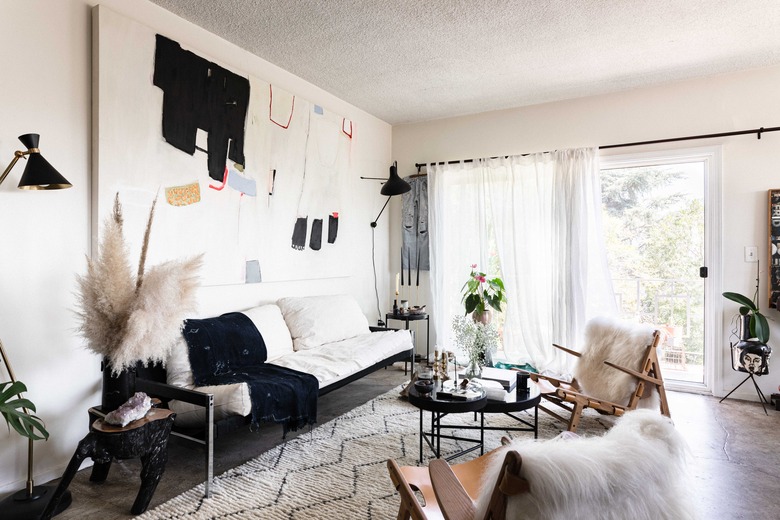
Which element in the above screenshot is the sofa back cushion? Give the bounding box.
[242,304,294,361]
[277,294,370,351]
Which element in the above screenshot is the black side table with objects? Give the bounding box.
[42,407,176,518]
[408,381,487,463]
[386,312,430,363]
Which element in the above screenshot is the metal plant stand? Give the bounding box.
[719,372,772,415]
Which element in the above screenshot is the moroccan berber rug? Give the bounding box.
[139,385,613,519]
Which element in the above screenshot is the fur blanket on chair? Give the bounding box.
[574,317,659,407]
[475,410,694,520]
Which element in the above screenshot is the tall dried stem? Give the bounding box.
[136,196,158,292]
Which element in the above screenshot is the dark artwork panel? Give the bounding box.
[153,34,250,182]
[291,217,307,251]
[309,219,323,251]
[328,214,338,244]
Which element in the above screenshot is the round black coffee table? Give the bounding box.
[408,382,487,463]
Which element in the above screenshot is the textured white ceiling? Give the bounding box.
[149,0,780,125]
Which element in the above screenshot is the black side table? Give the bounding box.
[42,408,176,518]
[386,312,430,363]
[408,382,487,463]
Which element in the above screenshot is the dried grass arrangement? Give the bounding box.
[76,194,202,374]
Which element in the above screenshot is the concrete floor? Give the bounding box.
[22,365,780,519]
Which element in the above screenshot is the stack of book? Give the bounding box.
[479,367,517,392]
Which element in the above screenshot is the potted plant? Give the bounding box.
[723,291,769,343]
[723,263,770,348]
[461,264,507,324]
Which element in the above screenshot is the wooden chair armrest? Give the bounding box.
[429,459,475,520]
[555,387,627,414]
[603,361,663,385]
[553,343,582,358]
[525,371,573,389]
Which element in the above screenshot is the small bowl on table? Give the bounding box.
[414,379,435,397]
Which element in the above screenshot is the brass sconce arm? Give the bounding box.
[0,150,30,187]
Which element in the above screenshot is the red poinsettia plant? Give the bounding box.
[461,264,506,315]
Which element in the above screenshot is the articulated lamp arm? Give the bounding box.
[0,150,29,187]
[370,196,392,228]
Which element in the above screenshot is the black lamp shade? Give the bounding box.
[16,134,72,190]
[380,162,411,196]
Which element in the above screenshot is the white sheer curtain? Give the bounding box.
[428,148,615,374]
[428,161,491,354]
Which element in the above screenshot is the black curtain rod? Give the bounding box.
[414,125,780,168]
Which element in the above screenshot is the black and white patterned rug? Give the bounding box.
[139,385,613,519]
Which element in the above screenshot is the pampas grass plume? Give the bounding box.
[113,255,203,372]
[76,194,135,357]
[76,194,202,374]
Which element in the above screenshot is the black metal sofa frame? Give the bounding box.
[134,329,414,498]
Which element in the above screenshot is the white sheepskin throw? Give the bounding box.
[475,410,694,520]
[574,317,658,407]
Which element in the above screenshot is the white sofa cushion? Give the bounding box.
[241,304,294,361]
[277,294,370,351]
[269,329,412,387]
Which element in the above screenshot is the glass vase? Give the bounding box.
[463,358,482,379]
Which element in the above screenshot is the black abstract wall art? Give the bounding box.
[153,34,250,182]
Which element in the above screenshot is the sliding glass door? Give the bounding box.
[600,148,719,388]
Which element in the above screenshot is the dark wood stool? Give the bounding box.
[42,408,176,518]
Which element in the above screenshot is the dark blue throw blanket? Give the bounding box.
[182,312,318,436]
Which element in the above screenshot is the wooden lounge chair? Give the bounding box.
[387,445,527,520]
[387,410,693,520]
[526,317,670,432]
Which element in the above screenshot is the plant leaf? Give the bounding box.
[753,313,770,343]
[464,294,480,314]
[723,292,757,311]
[489,278,505,291]
[0,381,49,441]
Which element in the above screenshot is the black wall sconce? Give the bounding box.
[0,134,72,190]
[363,162,411,325]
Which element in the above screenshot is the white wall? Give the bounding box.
[0,0,392,495]
[393,65,780,403]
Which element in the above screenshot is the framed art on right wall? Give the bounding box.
[768,189,780,308]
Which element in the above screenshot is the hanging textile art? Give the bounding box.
[401,175,429,275]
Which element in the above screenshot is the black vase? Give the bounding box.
[101,357,135,412]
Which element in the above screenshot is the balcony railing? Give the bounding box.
[611,277,704,368]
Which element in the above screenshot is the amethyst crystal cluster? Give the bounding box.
[104,392,152,427]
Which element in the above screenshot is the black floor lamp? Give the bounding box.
[0,133,73,519]
[362,162,411,326]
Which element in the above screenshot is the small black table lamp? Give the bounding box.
[0,133,72,519]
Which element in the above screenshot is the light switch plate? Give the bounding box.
[745,246,758,262]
